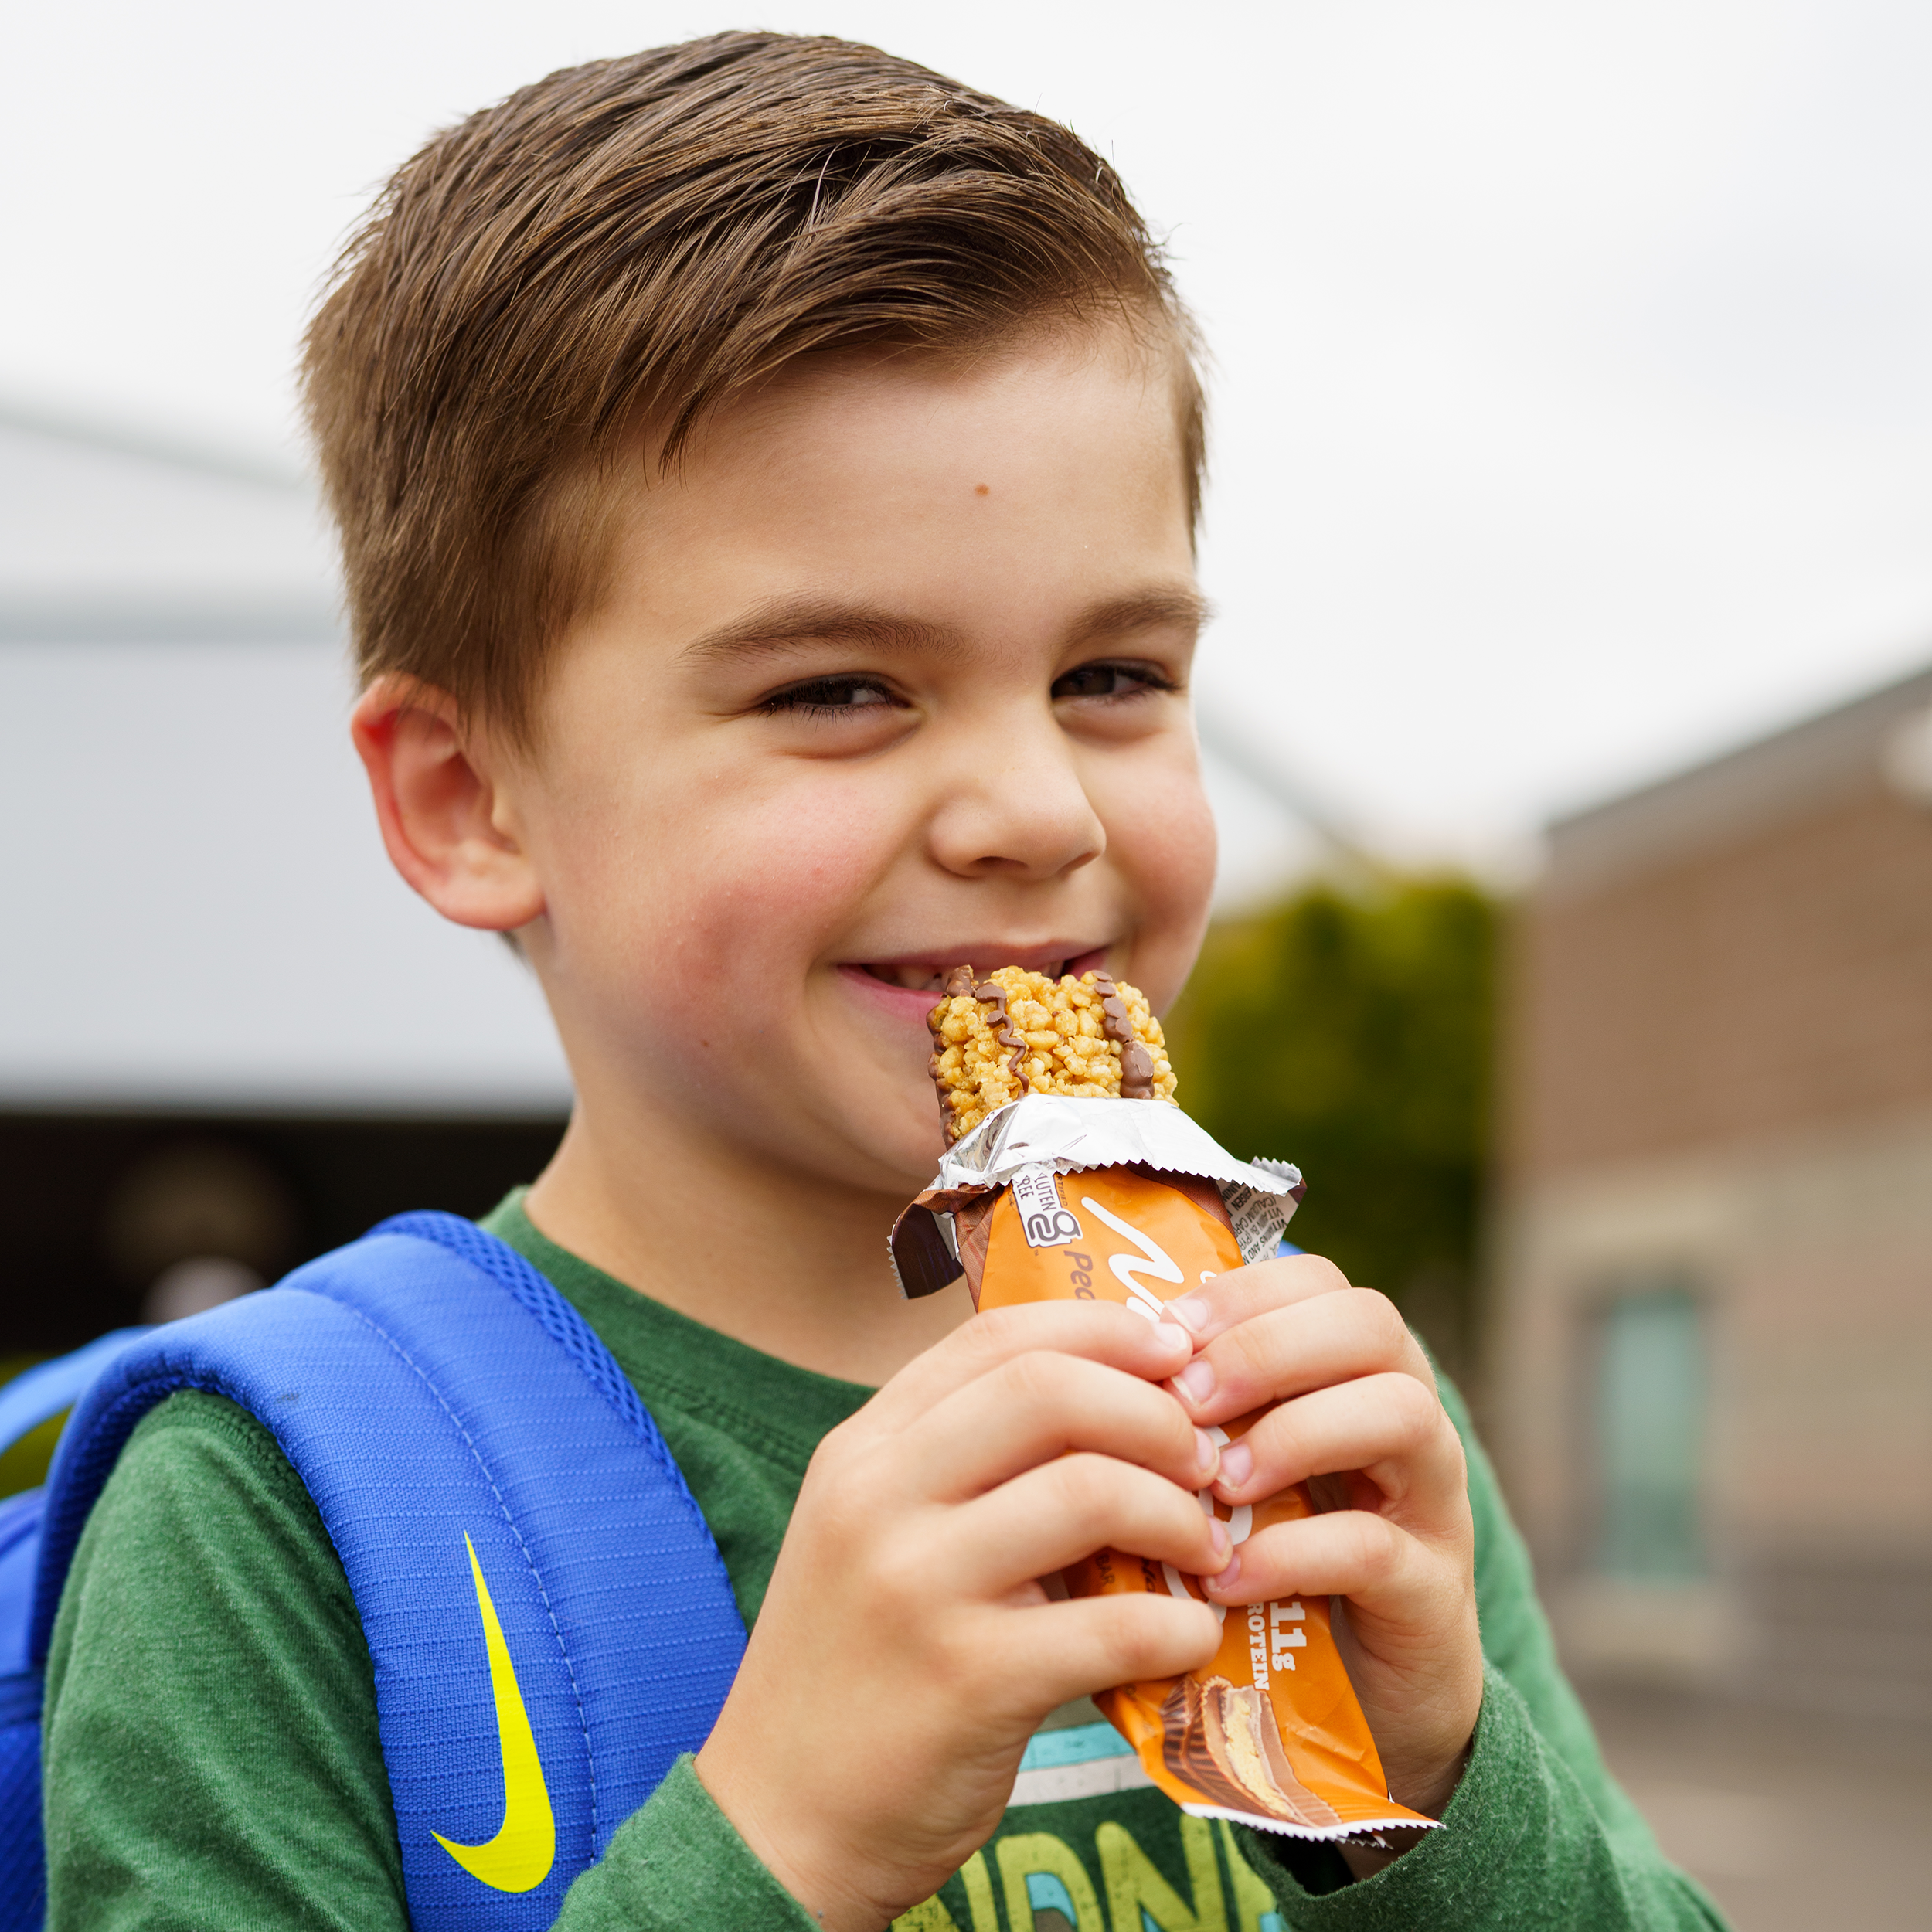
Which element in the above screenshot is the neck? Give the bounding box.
[522,1104,971,1386]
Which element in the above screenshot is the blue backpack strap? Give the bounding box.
[32,1213,747,1930]
[0,1490,49,1932]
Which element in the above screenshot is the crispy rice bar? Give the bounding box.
[927,964,1178,1144]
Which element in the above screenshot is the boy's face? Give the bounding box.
[508,324,1216,1195]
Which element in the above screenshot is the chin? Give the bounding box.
[842,1094,951,1196]
[869,1123,950,1194]
[734,1067,940,1199]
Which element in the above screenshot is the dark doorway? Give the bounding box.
[0,1111,566,1355]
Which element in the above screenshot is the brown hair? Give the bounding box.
[301,31,1204,742]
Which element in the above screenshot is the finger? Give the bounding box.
[864,1298,1192,1434]
[1209,1373,1466,1518]
[1200,1507,1454,1619]
[981,1591,1224,1706]
[1170,1287,1434,1428]
[899,1352,1216,1501]
[944,1453,1230,1592]
[1162,1252,1354,1343]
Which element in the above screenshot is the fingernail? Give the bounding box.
[1174,1359,1216,1406]
[1208,1519,1231,1562]
[1216,1439,1253,1492]
[1207,1548,1240,1594]
[1166,1292,1211,1334]
[1193,1428,1219,1480]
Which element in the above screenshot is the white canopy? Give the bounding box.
[0,406,571,1113]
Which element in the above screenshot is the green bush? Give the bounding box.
[1166,878,1497,1375]
[0,1355,59,1498]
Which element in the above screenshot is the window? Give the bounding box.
[1594,1284,1706,1580]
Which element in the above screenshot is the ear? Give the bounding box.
[350,675,545,932]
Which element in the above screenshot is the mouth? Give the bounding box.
[838,944,1114,1016]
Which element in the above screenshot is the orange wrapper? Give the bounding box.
[891,1097,1436,1842]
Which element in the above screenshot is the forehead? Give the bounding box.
[592,323,1198,641]
[713,320,1192,487]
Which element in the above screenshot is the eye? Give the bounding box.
[756,674,908,718]
[1051,661,1177,702]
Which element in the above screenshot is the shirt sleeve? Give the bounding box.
[549,1756,822,1930]
[1233,1373,1730,1929]
[42,1392,412,1932]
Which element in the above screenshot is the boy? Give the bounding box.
[44,32,1722,1932]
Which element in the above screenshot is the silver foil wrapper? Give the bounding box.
[893,1095,1304,1297]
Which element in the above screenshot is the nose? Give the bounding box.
[926,709,1107,881]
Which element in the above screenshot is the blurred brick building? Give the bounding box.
[1492,662,1932,1721]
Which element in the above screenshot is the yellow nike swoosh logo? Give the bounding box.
[432,1533,556,1893]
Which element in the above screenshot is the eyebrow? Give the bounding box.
[679,587,1213,665]
[1063,588,1214,648]
[680,599,964,665]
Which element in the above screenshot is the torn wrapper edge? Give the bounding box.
[1179,1803,1441,1842]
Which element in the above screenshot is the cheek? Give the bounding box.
[1111,767,1218,1005]
[557,771,902,1026]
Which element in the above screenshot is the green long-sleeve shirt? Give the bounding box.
[43,1194,1724,1930]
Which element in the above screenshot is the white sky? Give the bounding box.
[7,0,1932,866]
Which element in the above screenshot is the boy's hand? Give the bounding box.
[1173,1254,1481,1822]
[695,1304,1223,1932]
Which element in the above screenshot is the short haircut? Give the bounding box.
[301,31,1203,742]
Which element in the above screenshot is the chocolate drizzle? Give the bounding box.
[973,978,1029,1080]
[930,965,979,1134]
[1090,972,1155,1099]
